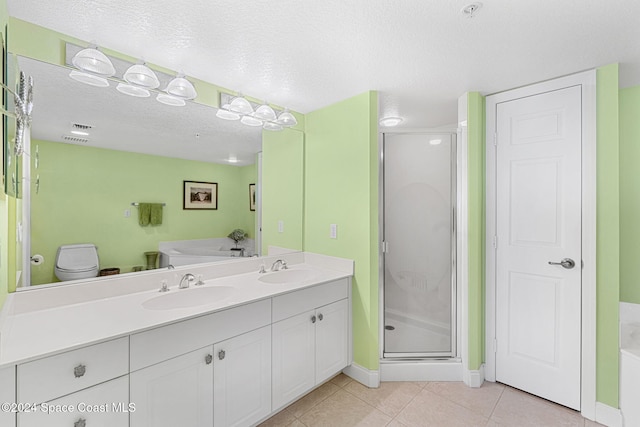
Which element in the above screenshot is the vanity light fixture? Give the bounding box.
[253,103,277,121]
[215,104,241,120]
[165,72,198,100]
[71,45,116,77]
[379,116,404,127]
[240,115,264,127]
[263,121,284,132]
[216,93,298,131]
[228,95,254,115]
[68,70,110,87]
[275,108,297,127]
[116,83,151,98]
[123,62,160,89]
[156,93,186,107]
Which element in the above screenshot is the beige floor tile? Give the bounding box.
[330,373,353,388]
[584,420,605,426]
[288,420,307,427]
[286,382,341,418]
[344,381,422,417]
[259,408,297,427]
[490,387,584,426]
[395,389,489,427]
[426,381,505,418]
[387,420,409,427]
[299,389,392,427]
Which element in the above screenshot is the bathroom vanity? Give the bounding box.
[0,252,353,427]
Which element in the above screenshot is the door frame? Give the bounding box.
[485,70,597,418]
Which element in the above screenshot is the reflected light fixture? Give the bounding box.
[216,104,241,120]
[254,103,277,121]
[228,156,238,163]
[116,83,150,98]
[124,62,160,89]
[156,93,186,107]
[241,115,263,127]
[429,139,442,145]
[228,95,254,115]
[165,73,197,100]
[379,116,404,127]
[263,121,284,132]
[71,46,116,76]
[68,70,110,87]
[216,93,297,131]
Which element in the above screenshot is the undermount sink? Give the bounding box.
[142,286,236,310]
[258,269,313,284]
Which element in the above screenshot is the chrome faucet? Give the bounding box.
[270,259,288,272]
[179,273,196,289]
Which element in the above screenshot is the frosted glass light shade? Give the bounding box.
[72,47,115,76]
[69,70,110,87]
[228,96,254,115]
[254,104,276,121]
[241,115,263,127]
[276,108,297,127]
[116,83,150,97]
[216,105,241,120]
[124,63,160,89]
[263,121,283,131]
[166,75,197,100]
[379,116,403,127]
[156,93,186,106]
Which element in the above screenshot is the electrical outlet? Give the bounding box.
[278,220,284,233]
[330,224,337,239]
[124,209,131,218]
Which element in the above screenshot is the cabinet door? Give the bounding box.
[214,325,271,427]
[315,299,349,384]
[130,346,213,427]
[272,310,316,411]
[18,376,129,427]
[0,366,15,427]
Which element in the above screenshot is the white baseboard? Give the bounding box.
[380,359,462,382]
[595,402,623,427]
[463,364,485,388]
[343,363,380,388]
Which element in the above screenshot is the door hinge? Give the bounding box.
[493,235,497,249]
[382,241,389,253]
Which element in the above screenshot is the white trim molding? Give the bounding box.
[463,364,485,388]
[343,363,380,388]
[485,70,597,418]
[380,359,462,382]
[595,402,623,427]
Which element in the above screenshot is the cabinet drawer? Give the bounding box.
[272,278,349,322]
[18,376,129,427]
[130,299,271,371]
[0,366,15,427]
[18,337,129,404]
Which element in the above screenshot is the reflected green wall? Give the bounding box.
[0,0,9,307]
[304,91,379,370]
[262,129,305,253]
[30,140,255,285]
[620,85,640,304]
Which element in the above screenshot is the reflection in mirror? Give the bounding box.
[19,56,266,288]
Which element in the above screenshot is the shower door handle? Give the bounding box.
[548,258,575,269]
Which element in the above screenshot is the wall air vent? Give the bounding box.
[71,123,93,130]
[62,135,89,144]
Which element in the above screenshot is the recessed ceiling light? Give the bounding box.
[379,117,404,127]
[461,2,482,18]
[429,139,442,145]
[71,130,89,136]
[228,156,238,163]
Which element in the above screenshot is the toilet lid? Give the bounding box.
[56,244,99,270]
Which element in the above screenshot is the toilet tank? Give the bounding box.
[56,244,99,270]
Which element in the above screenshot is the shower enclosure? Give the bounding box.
[381,133,456,358]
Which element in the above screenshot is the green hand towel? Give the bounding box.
[150,203,163,226]
[138,203,151,226]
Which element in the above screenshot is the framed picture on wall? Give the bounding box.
[249,183,256,211]
[183,180,218,210]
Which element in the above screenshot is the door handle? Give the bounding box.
[548,258,575,269]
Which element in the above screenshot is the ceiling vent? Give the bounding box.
[71,123,93,131]
[62,135,89,144]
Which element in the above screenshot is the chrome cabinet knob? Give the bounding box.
[74,364,86,378]
[548,258,576,269]
[218,350,226,360]
[318,313,324,321]
[205,354,213,365]
[311,315,316,324]
[74,418,86,427]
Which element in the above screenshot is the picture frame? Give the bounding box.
[183,180,218,210]
[249,183,256,211]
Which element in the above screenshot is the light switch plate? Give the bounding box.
[330,224,337,239]
[278,220,284,233]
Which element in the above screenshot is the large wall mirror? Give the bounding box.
[13,54,302,288]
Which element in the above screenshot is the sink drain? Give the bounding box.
[385,325,395,331]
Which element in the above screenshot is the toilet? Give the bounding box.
[54,244,100,281]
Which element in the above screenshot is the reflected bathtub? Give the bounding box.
[620,303,640,426]
[159,247,237,267]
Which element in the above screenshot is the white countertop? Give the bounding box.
[0,252,353,367]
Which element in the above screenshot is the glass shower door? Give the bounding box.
[382,133,455,357]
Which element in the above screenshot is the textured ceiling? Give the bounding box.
[8,0,640,129]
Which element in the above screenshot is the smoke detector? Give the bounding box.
[461,3,482,18]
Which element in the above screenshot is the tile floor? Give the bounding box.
[260,375,604,427]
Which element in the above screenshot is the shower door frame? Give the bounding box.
[379,131,458,359]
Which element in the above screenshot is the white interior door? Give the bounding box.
[495,85,582,410]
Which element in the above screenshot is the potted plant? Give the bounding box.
[227,229,248,256]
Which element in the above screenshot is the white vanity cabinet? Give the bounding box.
[130,346,214,427]
[213,325,271,427]
[271,278,350,411]
[0,365,16,427]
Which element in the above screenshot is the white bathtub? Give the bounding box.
[620,303,640,427]
[158,238,255,267]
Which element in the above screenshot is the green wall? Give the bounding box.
[467,92,485,370]
[262,129,304,253]
[596,64,620,407]
[304,91,379,370]
[620,85,640,304]
[30,140,255,285]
